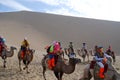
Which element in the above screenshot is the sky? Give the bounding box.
[0,0,120,22]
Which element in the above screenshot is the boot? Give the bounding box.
[99,68,105,78]
[51,57,55,67]
[48,59,52,69]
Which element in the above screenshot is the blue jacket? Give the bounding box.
[94,52,111,62]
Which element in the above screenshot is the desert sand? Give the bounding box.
[0,11,120,80]
[0,51,120,80]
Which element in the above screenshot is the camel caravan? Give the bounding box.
[0,36,120,80]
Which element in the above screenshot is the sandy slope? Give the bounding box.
[0,11,120,53]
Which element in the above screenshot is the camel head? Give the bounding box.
[30,49,35,54]
[10,46,17,51]
[69,58,81,65]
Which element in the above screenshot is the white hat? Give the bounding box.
[24,37,27,40]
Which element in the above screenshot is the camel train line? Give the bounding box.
[0,40,119,80]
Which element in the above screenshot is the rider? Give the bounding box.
[106,45,115,63]
[20,37,30,59]
[69,42,74,53]
[68,42,76,58]
[81,43,87,56]
[0,36,4,54]
[106,45,112,55]
[94,46,111,78]
[0,36,7,54]
[94,45,98,53]
[82,43,87,49]
[46,41,61,69]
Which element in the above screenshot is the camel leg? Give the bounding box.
[113,59,115,65]
[83,57,85,63]
[87,54,89,62]
[26,61,30,73]
[23,64,29,73]
[113,57,116,65]
[60,72,63,80]
[43,66,46,80]
[82,55,85,63]
[54,71,60,80]
[26,65,29,73]
[23,61,29,73]
[23,60,26,70]
[3,59,6,68]
[2,55,7,68]
[19,60,22,71]
[62,53,64,59]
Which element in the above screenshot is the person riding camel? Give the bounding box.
[80,46,112,80]
[81,43,87,51]
[0,36,3,53]
[68,42,76,58]
[82,43,87,49]
[106,45,115,63]
[0,36,7,56]
[68,42,74,53]
[81,43,87,56]
[106,45,113,55]
[46,41,61,70]
[90,46,111,79]
[94,45,98,53]
[20,37,30,59]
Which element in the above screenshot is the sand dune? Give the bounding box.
[0,11,120,80]
[0,11,120,53]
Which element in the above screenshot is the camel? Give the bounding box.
[79,57,120,80]
[77,48,89,63]
[0,46,17,68]
[18,49,35,73]
[41,54,80,80]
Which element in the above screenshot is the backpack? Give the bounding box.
[49,45,54,53]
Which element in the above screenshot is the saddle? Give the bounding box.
[21,48,31,59]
